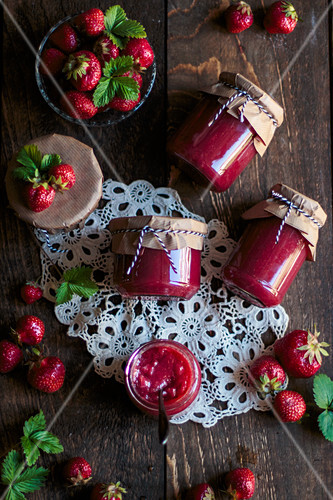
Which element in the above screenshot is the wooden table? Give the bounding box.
[1,1,332,498]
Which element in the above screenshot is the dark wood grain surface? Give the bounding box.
[1,1,332,499]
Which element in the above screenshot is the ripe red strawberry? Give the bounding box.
[40,48,66,76]
[93,36,120,64]
[61,90,98,120]
[274,326,329,378]
[264,1,299,34]
[63,457,92,486]
[249,355,286,396]
[273,390,306,422]
[122,38,154,70]
[108,92,141,112]
[49,164,76,191]
[28,356,65,393]
[186,483,215,499]
[90,481,126,500]
[24,183,55,212]
[0,340,23,373]
[20,282,43,304]
[63,50,101,91]
[75,8,105,37]
[14,315,45,345]
[50,23,79,53]
[225,2,254,33]
[224,468,255,499]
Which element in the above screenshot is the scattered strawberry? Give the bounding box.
[273,389,306,422]
[28,356,65,393]
[224,468,255,499]
[63,50,101,91]
[50,22,79,53]
[225,1,254,33]
[14,315,45,345]
[40,48,66,76]
[186,482,215,499]
[274,326,329,378]
[49,164,76,191]
[249,355,286,396]
[63,456,92,486]
[60,90,98,120]
[108,92,141,112]
[264,1,299,34]
[90,481,126,500]
[20,282,43,304]
[24,183,56,212]
[0,340,23,373]
[122,38,154,70]
[75,8,105,37]
[93,36,120,64]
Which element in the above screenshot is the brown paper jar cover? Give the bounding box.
[109,215,208,255]
[201,72,284,156]
[242,183,327,260]
[5,134,103,233]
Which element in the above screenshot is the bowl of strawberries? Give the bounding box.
[35,6,156,126]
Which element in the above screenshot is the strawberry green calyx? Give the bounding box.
[258,373,282,394]
[63,54,90,81]
[237,1,252,16]
[12,144,61,184]
[281,1,299,20]
[100,481,127,499]
[297,325,330,365]
[50,175,70,190]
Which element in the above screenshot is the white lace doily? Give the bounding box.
[36,179,289,427]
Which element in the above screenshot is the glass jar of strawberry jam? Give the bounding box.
[124,339,201,417]
[222,184,327,308]
[108,215,207,300]
[168,72,284,192]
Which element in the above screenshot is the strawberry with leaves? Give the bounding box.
[264,1,299,34]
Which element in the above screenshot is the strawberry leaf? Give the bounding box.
[102,56,134,78]
[22,410,46,436]
[313,374,333,410]
[29,431,63,455]
[20,437,40,466]
[104,5,146,49]
[55,282,72,305]
[11,465,48,493]
[104,5,127,31]
[16,145,42,170]
[11,166,36,182]
[40,154,61,173]
[93,76,116,108]
[112,19,146,39]
[1,450,23,485]
[56,266,99,305]
[318,410,333,442]
[113,76,139,100]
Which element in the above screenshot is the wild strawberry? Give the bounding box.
[249,355,286,396]
[108,92,141,112]
[0,340,23,373]
[40,48,66,76]
[122,38,154,70]
[273,390,306,422]
[274,326,329,378]
[61,90,98,120]
[63,50,101,91]
[224,468,255,499]
[75,8,105,37]
[225,2,254,33]
[24,183,55,212]
[186,483,215,499]
[20,282,43,304]
[63,457,92,486]
[13,315,45,346]
[93,36,119,65]
[90,481,126,500]
[50,23,79,53]
[28,356,65,393]
[264,1,299,34]
[49,164,76,191]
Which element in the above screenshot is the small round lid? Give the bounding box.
[5,134,103,233]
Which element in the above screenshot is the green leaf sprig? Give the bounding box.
[104,5,146,50]
[313,374,333,442]
[93,56,139,108]
[1,410,63,500]
[12,144,61,185]
[55,266,99,305]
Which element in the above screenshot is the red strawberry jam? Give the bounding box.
[125,340,201,417]
[168,95,257,192]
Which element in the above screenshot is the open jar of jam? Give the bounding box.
[168,72,284,192]
[222,184,327,308]
[124,339,201,417]
[108,215,207,300]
